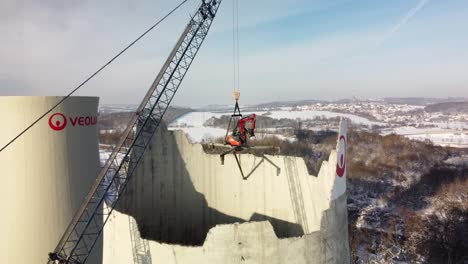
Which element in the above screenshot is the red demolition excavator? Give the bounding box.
[225,113,256,146]
[225,91,256,147]
[219,91,280,179]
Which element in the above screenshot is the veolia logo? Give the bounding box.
[336,135,346,177]
[48,112,97,131]
[48,113,67,131]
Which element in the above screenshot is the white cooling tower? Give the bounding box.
[0,96,102,263]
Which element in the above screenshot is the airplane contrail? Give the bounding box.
[376,0,430,48]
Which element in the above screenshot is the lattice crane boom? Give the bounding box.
[48,1,222,263]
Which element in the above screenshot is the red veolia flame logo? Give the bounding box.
[48,112,97,131]
[48,113,67,131]
[336,135,346,177]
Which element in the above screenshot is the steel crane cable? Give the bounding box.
[232,0,236,92]
[0,0,190,153]
[232,0,240,95]
[236,0,240,92]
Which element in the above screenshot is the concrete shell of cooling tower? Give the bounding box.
[104,120,350,264]
[0,96,102,263]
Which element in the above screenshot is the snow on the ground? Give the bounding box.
[444,155,468,166]
[170,112,225,127]
[169,112,226,142]
[406,132,468,148]
[382,127,468,148]
[99,148,128,203]
[172,126,226,143]
[431,121,468,130]
[384,126,451,135]
[262,110,384,126]
[100,150,112,166]
[169,110,467,147]
[168,110,382,143]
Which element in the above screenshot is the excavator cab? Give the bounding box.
[226,114,256,147]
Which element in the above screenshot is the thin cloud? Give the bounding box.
[376,0,430,48]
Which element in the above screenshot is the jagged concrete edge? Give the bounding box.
[172,119,348,182]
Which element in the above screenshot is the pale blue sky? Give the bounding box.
[0,0,467,107]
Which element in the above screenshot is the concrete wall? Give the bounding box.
[0,96,102,263]
[105,210,323,264]
[104,120,349,263]
[105,193,348,264]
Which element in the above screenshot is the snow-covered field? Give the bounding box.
[430,121,468,130]
[382,127,468,148]
[262,110,384,126]
[98,101,467,147]
[169,109,468,148]
[406,132,468,148]
[168,110,380,143]
[99,147,131,204]
[169,112,226,143]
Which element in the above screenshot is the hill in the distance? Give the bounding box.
[425,101,468,114]
[383,97,465,106]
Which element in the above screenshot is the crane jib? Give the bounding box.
[47,1,222,263]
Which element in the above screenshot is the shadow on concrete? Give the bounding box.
[319,192,351,264]
[250,213,304,238]
[117,125,304,246]
[202,144,282,180]
[238,154,281,180]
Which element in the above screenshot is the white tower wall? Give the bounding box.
[0,96,102,263]
[104,120,350,264]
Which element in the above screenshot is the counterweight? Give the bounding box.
[48,1,222,263]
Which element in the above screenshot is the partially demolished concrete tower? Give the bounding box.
[104,120,350,264]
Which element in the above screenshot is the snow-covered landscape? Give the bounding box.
[169,111,227,142]
[98,99,467,263]
[167,100,468,148]
[165,100,467,263]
